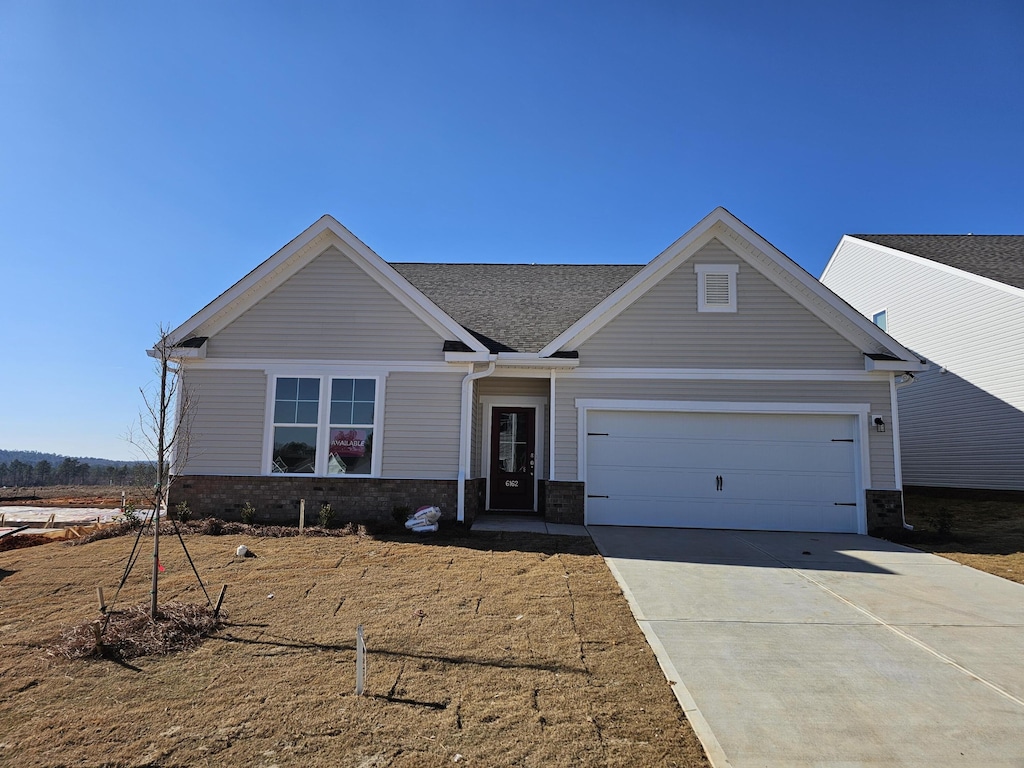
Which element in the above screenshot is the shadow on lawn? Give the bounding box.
[213,628,583,674]
[373,527,596,557]
[0,568,15,582]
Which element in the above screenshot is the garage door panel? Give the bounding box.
[587,496,858,532]
[589,466,856,504]
[584,410,861,532]
[589,411,856,442]
[588,436,853,475]
[588,467,722,501]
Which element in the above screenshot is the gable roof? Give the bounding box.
[391,263,643,353]
[852,235,1024,291]
[162,215,488,355]
[161,209,923,369]
[537,207,921,365]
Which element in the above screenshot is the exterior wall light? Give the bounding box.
[873,417,886,433]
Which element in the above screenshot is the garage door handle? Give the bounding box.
[588,494,609,499]
[834,502,857,506]
[716,475,723,491]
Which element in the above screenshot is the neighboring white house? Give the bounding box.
[822,235,1024,491]
[160,208,925,534]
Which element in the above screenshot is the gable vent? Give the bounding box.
[703,273,731,306]
[694,263,739,313]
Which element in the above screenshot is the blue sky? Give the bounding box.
[1,1,1022,461]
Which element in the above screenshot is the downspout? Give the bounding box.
[549,371,557,483]
[892,371,916,530]
[457,359,496,523]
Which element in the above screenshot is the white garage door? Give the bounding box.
[585,410,861,532]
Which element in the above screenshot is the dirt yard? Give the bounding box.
[902,489,1024,586]
[0,527,708,767]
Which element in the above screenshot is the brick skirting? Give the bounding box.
[866,489,904,538]
[169,476,464,526]
[539,480,585,525]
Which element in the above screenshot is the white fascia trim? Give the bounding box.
[181,357,460,374]
[712,221,921,363]
[171,346,206,359]
[562,367,889,382]
[865,358,929,372]
[445,351,495,363]
[540,207,919,364]
[164,216,487,354]
[538,209,729,357]
[832,236,1024,301]
[169,218,337,346]
[495,354,580,370]
[443,351,580,369]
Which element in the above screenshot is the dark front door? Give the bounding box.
[489,407,536,511]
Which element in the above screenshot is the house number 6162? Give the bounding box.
[505,480,519,488]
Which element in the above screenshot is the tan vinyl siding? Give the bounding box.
[208,246,444,361]
[823,240,1024,490]
[553,377,894,487]
[382,371,463,479]
[577,239,864,369]
[180,367,267,475]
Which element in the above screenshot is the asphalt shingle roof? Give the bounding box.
[391,263,644,353]
[853,235,1024,291]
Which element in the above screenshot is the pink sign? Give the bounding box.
[330,429,366,457]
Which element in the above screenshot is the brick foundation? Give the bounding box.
[866,489,904,538]
[464,478,486,526]
[539,480,585,525]
[169,476,463,526]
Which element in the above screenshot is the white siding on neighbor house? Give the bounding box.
[180,367,267,475]
[577,240,865,370]
[897,364,1024,489]
[208,246,446,361]
[823,239,1024,490]
[552,377,895,488]
[381,371,463,479]
[471,377,550,479]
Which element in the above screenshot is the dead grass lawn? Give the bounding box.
[0,528,708,767]
[903,490,1024,585]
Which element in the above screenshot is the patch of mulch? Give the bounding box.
[48,602,225,660]
[68,518,373,546]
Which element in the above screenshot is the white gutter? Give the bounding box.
[457,359,497,522]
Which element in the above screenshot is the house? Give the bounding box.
[822,234,1024,491]
[161,208,925,534]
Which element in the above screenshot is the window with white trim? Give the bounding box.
[272,377,320,473]
[694,264,739,312]
[327,378,375,475]
[269,376,378,476]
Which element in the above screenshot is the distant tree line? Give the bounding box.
[0,458,156,487]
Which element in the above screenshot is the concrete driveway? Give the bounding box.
[590,527,1024,768]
